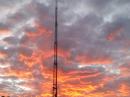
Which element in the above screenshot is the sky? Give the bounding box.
[0,0,130,97]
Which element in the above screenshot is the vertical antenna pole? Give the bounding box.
[53,0,58,97]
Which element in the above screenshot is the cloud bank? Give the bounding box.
[0,0,130,96]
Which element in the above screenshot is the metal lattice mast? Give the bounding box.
[53,0,58,97]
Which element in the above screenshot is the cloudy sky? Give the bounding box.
[0,0,130,97]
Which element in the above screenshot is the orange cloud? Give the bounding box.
[26,22,52,38]
[0,29,11,35]
[76,54,112,65]
[118,84,130,97]
[0,51,7,59]
[107,27,123,41]
[0,18,129,97]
